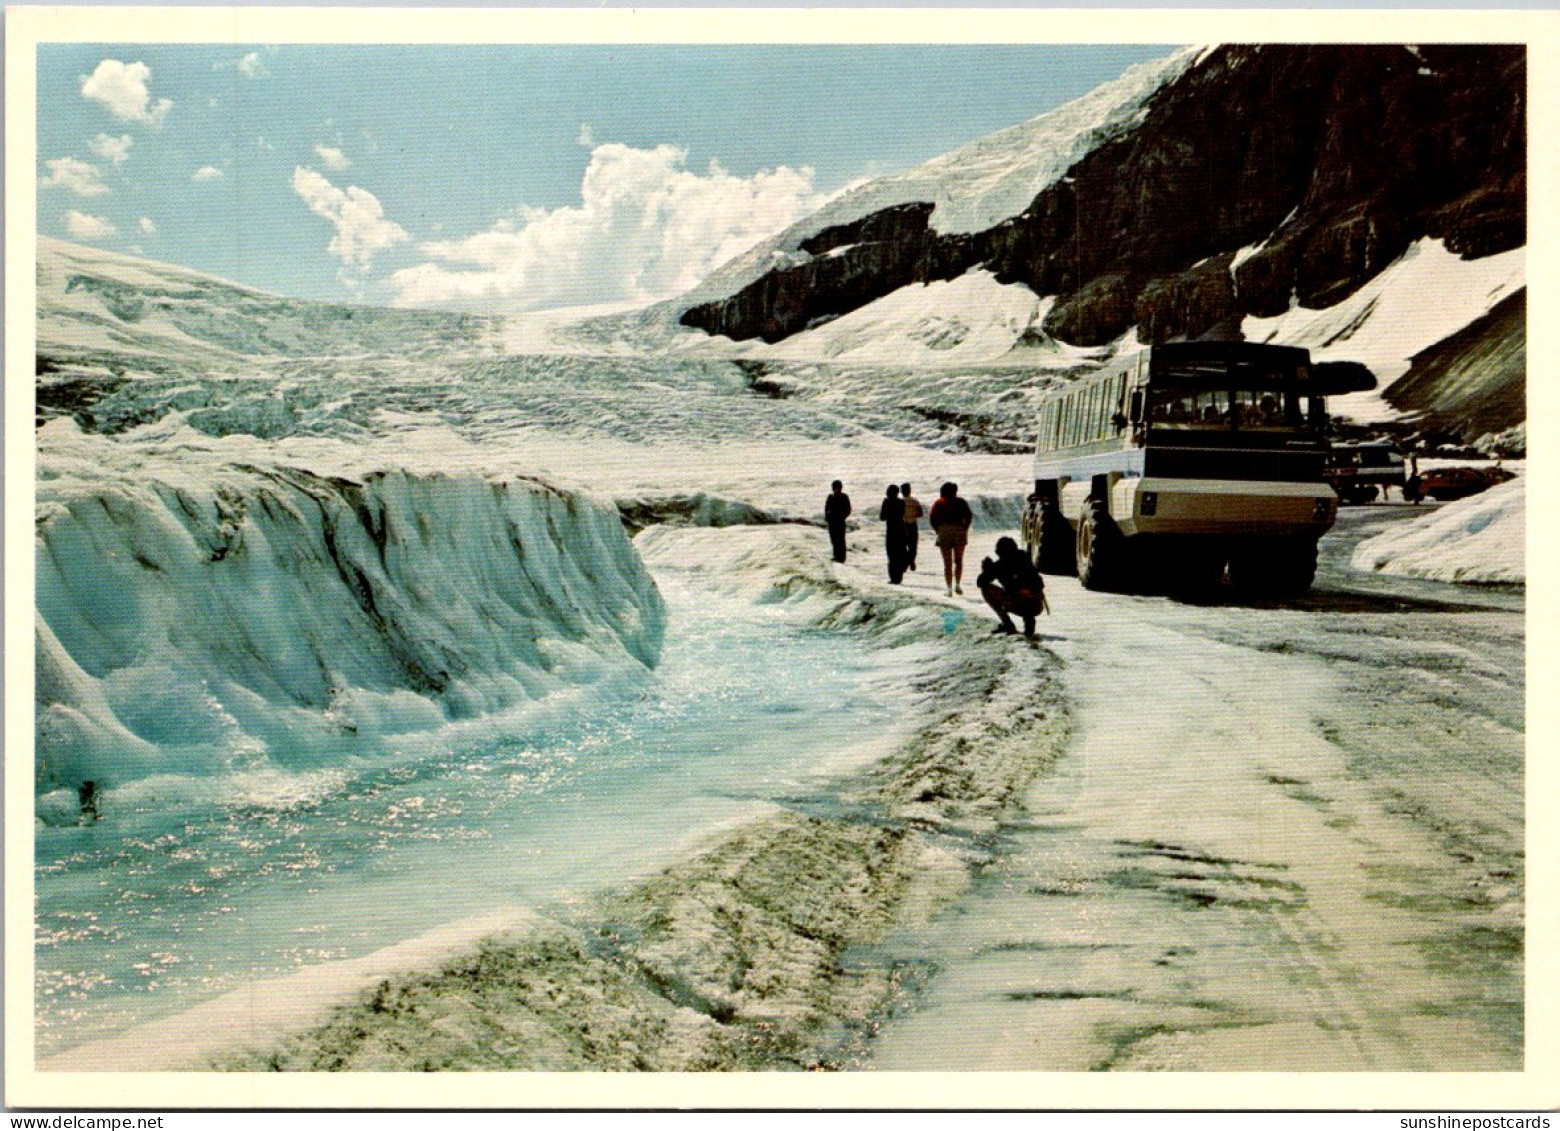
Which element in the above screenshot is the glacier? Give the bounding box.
[24,39,1529,1078]
[30,232,1526,1075]
[34,418,665,816]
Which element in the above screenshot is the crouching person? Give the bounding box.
[977,536,1047,637]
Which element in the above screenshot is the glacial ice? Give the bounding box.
[34,419,666,811]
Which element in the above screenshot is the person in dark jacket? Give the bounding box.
[879,484,907,583]
[824,480,852,563]
[977,536,1046,637]
[78,780,100,821]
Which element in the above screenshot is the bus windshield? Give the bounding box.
[1152,388,1303,431]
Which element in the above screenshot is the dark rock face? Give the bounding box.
[681,203,981,343]
[1134,255,1240,345]
[1044,274,1134,346]
[682,45,1525,353]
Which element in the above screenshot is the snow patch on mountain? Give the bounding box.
[880,48,1202,236]
[743,271,1038,364]
[1350,476,1523,584]
[666,47,1199,310]
[1241,239,1526,420]
[522,273,1136,371]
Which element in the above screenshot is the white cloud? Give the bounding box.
[212,51,268,79]
[390,141,825,312]
[89,133,133,166]
[39,157,109,196]
[191,166,224,183]
[291,166,409,277]
[65,210,117,240]
[576,123,594,148]
[139,217,157,235]
[313,145,351,172]
[80,60,172,124]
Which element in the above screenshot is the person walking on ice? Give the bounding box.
[824,480,852,563]
[977,536,1047,637]
[928,481,973,596]
[879,484,908,584]
[900,483,923,572]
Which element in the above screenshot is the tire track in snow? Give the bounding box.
[868,569,1521,1071]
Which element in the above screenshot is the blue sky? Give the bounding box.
[38,44,1174,310]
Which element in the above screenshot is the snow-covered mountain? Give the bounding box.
[35,42,1525,443]
[567,44,1523,439]
[673,48,1203,310]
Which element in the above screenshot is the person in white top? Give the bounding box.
[900,483,923,572]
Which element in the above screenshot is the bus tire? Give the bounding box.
[1076,499,1124,591]
[1026,501,1075,576]
[1228,537,1318,597]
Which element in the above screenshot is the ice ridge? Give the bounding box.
[35,422,666,811]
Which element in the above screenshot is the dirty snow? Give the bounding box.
[1242,239,1526,420]
[1351,475,1524,584]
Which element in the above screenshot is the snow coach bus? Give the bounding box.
[1020,341,1363,595]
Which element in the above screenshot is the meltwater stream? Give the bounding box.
[36,566,914,1060]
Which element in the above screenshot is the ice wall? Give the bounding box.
[34,421,665,806]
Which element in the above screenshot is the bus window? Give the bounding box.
[1231,389,1301,429]
[1152,389,1229,429]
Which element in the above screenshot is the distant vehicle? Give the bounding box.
[1020,341,1360,596]
[1411,464,1516,502]
[1325,440,1409,504]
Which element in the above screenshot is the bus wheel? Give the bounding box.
[1228,538,1318,597]
[1029,503,1075,576]
[1076,499,1124,591]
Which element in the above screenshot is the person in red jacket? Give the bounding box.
[928,481,973,596]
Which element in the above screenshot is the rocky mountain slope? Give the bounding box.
[676,45,1525,435]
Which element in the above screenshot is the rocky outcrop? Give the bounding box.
[681,203,981,343]
[681,45,1525,351]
